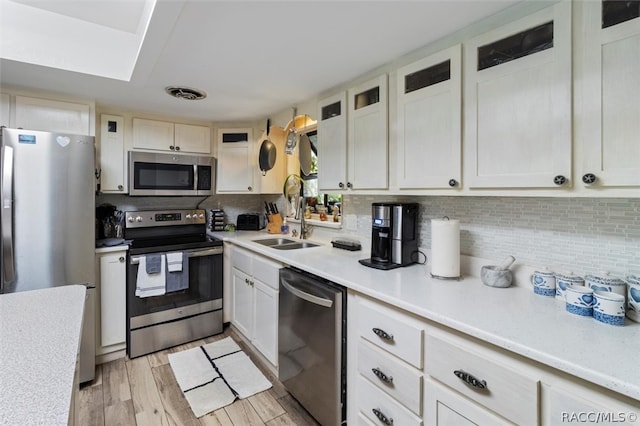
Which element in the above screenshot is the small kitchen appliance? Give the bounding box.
[237,213,266,230]
[359,203,419,270]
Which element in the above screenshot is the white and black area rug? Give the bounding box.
[168,337,272,417]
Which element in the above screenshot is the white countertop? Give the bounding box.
[215,230,640,402]
[0,285,86,425]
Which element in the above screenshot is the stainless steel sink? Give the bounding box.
[252,238,320,250]
[253,238,298,247]
[272,241,320,250]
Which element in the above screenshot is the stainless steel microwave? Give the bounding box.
[128,151,215,196]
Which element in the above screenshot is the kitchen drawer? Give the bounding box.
[251,254,282,290]
[231,245,252,273]
[357,375,423,426]
[357,298,424,368]
[424,377,513,426]
[356,412,376,426]
[357,339,423,416]
[425,333,539,425]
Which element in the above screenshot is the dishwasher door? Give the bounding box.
[278,268,346,426]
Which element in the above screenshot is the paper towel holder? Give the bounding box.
[430,215,462,280]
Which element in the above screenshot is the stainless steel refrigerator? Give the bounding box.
[1,127,96,383]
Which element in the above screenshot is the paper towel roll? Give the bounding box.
[431,219,460,278]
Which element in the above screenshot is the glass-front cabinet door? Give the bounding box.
[463,1,572,189]
[396,44,461,190]
[580,0,640,188]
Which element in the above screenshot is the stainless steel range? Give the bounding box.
[124,208,223,358]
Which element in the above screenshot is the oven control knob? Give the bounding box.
[198,213,204,219]
[186,214,192,219]
[135,216,142,223]
[127,216,134,223]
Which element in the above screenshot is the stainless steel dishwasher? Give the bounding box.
[279,267,346,426]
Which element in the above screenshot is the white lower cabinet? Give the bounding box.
[347,291,638,426]
[424,377,511,426]
[230,245,282,369]
[95,248,127,355]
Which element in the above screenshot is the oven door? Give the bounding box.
[127,246,222,317]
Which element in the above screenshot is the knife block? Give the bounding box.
[266,213,283,234]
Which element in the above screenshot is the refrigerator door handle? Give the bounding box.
[1,145,15,286]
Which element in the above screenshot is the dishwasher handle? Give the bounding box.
[281,277,333,308]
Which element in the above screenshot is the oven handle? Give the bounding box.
[129,247,222,265]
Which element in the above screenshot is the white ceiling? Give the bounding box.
[0,0,520,122]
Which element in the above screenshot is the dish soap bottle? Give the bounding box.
[281,218,289,235]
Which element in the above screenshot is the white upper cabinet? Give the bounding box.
[132,118,211,154]
[99,114,127,193]
[347,74,388,190]
[216,128,255,193]
[132,118,174,151]
[317,92,348,191]
[397,45,461,189]
[318,76,389,192]
[580,1,640,188]
[14,95,91,135]
[174,123,211,154]
[464,1,572,189]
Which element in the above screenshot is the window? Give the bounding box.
[299,127,342,225]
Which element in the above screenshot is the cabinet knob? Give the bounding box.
[453,370,487,390]
[338,182,344,189]
[582,173,597,185]
[248,186,253,191]
[119,256,125,262]
[372,327,394,342]
[553,175,567,186]
[372,408,393,425]
[175,146,180,151]
[371,367,393,384]
[169,145,175,150]
[346,182,353,189]
[117,185,123,191]
[448,179,458,187]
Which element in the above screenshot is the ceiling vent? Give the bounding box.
[165,86,207,100]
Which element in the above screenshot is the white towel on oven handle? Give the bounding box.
[166,252,183,272]
[136,255,166,298]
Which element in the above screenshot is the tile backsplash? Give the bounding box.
[343,195,640,277]
[97,193,639,277]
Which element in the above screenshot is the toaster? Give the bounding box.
[237,213,266,230]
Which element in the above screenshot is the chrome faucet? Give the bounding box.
[300,197,312,239]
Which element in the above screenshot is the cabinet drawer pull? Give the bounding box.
[371,367,393,384]
[372,408,393,425]
[453,369,487,390]
[119,256,125,262]
[372,327,394,341]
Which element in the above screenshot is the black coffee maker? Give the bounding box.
[359,203,419,270]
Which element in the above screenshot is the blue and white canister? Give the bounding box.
[565,284,594,317]
[555,273,584,300]
[593,291,625,326]
[531,269,556,297]
[585,273,627,299]
[626,275,640,323]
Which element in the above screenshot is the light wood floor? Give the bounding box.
[77,327,319,426]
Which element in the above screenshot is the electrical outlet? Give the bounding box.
[345,214,358,231]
